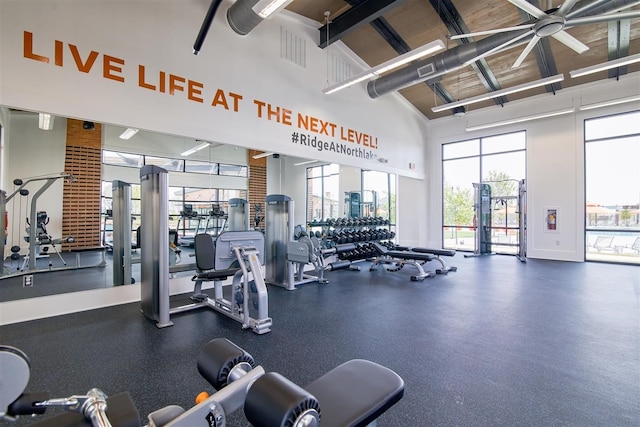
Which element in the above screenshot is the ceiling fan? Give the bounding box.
[449,0,640,69]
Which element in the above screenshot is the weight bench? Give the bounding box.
[369,242,436,281]
[394,246,457,274]
[4,339,404,427]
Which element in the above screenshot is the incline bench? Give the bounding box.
[370,242,457,281]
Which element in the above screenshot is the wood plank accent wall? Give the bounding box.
[248,150,267,231]
[62,120,102,250]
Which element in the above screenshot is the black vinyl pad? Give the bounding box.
[305,359,404,427]
[195,268,240,281]
[411,247,456,257]
[386,250,434,262]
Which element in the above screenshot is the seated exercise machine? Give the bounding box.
[170,231,272,335]
[369,242,456,281]
[2,338,404,427]
[286,235,360,290]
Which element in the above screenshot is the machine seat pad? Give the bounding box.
[194,268,240,281]
[305,359,404,427]
[386,250,434,262]
[410,247,456,257]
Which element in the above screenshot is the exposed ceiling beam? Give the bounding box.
[318,0,407,48]
[607,19,631,79]
[428,0,508,106]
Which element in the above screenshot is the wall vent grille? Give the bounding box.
[281,27,306,68]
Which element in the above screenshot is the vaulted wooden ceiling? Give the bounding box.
[285,0,640,120]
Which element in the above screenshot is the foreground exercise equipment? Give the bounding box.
[0,344,140,427]
[2,338,404,427]
[170,231,272,334]
[369,242,457,281]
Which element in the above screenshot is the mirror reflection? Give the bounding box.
[0,109,396,304]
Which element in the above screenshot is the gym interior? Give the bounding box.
[0,1,639,426]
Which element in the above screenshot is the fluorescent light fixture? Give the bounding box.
[432,74,564,112]
[119,128,139,140]
[465,108,575,132]
[323,39,445,95]
[180,141,211,157]
[252,152,275,159]
[579,95,640,111]
[252,0,293,19]
[293,159,319,166]
[38,113,53,130]
[569,52,640,78]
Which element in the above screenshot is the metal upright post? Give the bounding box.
[265,194,294,289]
[517,179,527,263]
[228,198,250,231]
[112,180,132,285]
[139,166,172,328]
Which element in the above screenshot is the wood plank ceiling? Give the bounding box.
[285,0,640,120]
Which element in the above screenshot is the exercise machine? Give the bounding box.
[170,230,272,334]
[176,204,204,247]
[1,173,105,277]
[2,338,405,427]
[21,211,75,271]
[286,235,360,290]
[203,203,227,236]
[345,190,377,218]
[466,179,526,262]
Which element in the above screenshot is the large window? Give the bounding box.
[361,170,396,225]
[585,110,640,264]
[442,131,526,253]
[306,164,340,221]
[101,148,248,242]
[102,149,248,178]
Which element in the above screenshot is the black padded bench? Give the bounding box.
[305,359,405,427]
[370,242,436,281]
[394,246,457,274]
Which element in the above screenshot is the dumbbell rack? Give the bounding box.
[307,216,396,262]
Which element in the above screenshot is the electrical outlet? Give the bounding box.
[23,275,33,287]
[555,240,560,246]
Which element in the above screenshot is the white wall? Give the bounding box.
[0,0,430,179]
[427,74,640,261]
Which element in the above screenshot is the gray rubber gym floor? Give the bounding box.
[1,255,638,426]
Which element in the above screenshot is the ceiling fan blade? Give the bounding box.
[462,29,534,67]
[512,35,540,68]
[508,0,546,18]
[567,10,640,27]
[449,24,533,40]
[551,30,589,54]
[556,0,578,17]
